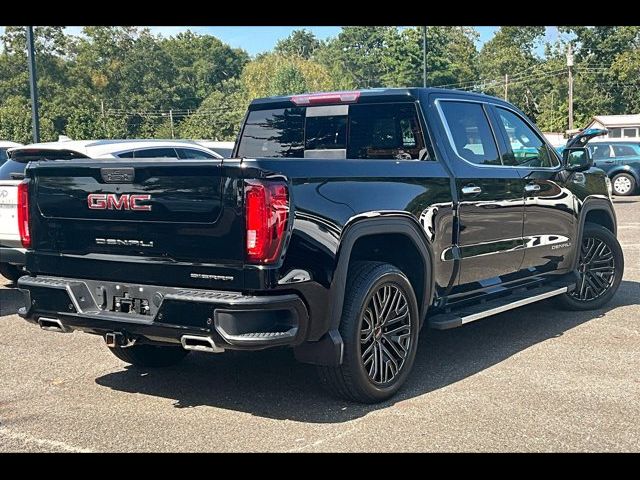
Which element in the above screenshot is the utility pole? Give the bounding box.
[26,26,40,143]
[504,74,509,101]
[567,43,574,130]
[169,109,174,139]
[101,100,105,118]
[422,26,427,88]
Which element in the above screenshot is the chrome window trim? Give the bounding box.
[434,97,563,171]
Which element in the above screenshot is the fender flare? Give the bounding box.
[573,198,617,270]
[327,214,436,332]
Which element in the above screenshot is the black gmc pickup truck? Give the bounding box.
[17,88,624,403]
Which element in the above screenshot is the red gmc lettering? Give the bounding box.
[87,193,151,211]
[107,194,129,210]
[130,194,152,211]
[87,194,107,209]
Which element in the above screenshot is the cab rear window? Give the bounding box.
[236,102,428,160]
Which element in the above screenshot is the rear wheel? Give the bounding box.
[555,223,623,311]
[611,173,636,196]
[107,343,189,367]
[0,263,22,283]
[317,262,420,403]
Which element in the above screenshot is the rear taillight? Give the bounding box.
[17,180,31,248]
[245,180,289,264]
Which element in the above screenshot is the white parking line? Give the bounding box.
[0,427,92,453]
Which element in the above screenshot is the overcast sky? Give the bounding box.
[0,26,560,56]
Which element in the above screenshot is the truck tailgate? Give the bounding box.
[27,159,247,289]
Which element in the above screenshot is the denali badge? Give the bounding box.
[96,238,154,248]
[87,193,152,211]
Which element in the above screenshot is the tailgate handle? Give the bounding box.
[101,167,135,183]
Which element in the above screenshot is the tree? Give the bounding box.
[161,30,249,109]
[178,79,249,141]
[242,53,336,99]
[270,64,308,96]
[316,26,395,88]
[382,27,479,88]
[274,29,321,59]
[477,27,546,120]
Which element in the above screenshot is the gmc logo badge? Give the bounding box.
[87,193,152,211]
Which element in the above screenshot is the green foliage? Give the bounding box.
[382,27,479,87]
[315,26,395,88]
[274,29,321,59]
[242,53,336,98]
[178,79,249,141]
[0,97,33,144]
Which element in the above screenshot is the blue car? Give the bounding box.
[587,141,640,196]
[557,129,639,196]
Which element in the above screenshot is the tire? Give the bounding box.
[107,343,190,367]
[555,223,624,311]
[317,262,420,403]
[0,263,21,283]
[611,173,636,196]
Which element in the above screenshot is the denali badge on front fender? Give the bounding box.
[96,238,154,248]
[87,193,152,211]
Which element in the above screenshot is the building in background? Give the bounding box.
[543,132,567,147]
[584,114,640,140]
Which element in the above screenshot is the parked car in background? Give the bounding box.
[193,140,235,158]
[0,141,23,166]
[0,139,223,282]
[585,140,640,196]
[560,137,640,196]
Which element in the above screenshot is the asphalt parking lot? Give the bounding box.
[0,197,638,452]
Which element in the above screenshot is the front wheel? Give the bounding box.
[317,262,420,403]
[555,223,624,311]
[107,343,190,367]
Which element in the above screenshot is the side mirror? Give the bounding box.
[563,147,593,172]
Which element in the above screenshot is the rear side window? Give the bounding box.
[236,102,428,160]
[117,151,135,158]
[237,107,305,158]
[439,101,500,166]
[0,148,8,163]
[612,144,637,157]
[132,148,178,159]
[495,107,559,168]
[348,103,425,160]
[176,148,217,160]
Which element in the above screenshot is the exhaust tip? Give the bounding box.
[38,317,70,333]
[180,335,224,353]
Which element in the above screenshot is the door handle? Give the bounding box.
[524,183,541,193]
[604,160,615,164]
[461,185,482,195]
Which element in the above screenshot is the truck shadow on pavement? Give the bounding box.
[95,279,639,423]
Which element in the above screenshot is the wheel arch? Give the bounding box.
[327,214,435,332]
[573,198,617,270]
